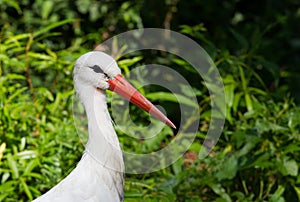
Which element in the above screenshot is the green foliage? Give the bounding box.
[1,1,300,201]
[0,19,83,201]
[173,103,300,201]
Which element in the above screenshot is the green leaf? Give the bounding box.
[16,150,37,160]
[281,144,300,155]
[33,19,76,38]
[27,52,53,61]
[248,87,267,96]
[0,193,9,202]
[278,157,299,176]
[5,73,26,80]
[23,172,44,180]
[23,160,39,175]
[118,56,143,75]
[146,92,198,108]
[0,180,16,193]
[4,33,31,45]
[284,159,298,176]
[6,154,19,179]
[288,110,300,130]
[1,172,10,184]
[143,126,172,151]
[3,0,22,14]
[20,177,33,200]
[216,156,238,180]
[245,93,253,112]
[179,84,202,97]
[209,183,232,202]
[205,82,226,118]
[36,87,54,101]
[294,186,300,201]
[172,158,184,175]
[7,87,27,103]
[242,153,272,169]
[255,119,288,134]
[269,185,285,202]
[42,0,54,19]
[224,75,235,108]
[232,92,242,113]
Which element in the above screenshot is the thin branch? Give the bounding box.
[163,0,179,38]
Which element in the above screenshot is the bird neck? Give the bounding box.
[81,86,124,173]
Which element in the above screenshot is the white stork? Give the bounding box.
[33,51,175,202]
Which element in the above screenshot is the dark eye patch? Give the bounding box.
[89,65,104,73]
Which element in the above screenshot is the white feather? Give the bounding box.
[33,52,124,202]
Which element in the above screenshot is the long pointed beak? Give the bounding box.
[108,74,176,129]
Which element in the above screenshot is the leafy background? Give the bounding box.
[1,0,300,201]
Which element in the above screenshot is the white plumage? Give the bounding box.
[33,51,175,202]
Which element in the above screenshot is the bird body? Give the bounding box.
[34,153,123,202]
[33,51,175,201]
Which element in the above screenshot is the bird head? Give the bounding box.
[74,51,121,90]
[73,51,176,129]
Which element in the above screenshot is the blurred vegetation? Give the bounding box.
[0,0,300,201]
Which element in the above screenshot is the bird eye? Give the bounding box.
[104,73,109,78]
[89,65,104,74]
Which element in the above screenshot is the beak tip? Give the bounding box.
[166,120,176,129]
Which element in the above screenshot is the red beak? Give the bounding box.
[108,74,176,129]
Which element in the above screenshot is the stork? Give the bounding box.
[33,51,175,202]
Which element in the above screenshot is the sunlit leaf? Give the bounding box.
[269,185,285,202]
[41,1,54,19]
[6,154,19,179]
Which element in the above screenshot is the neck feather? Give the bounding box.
[78,85,124,172]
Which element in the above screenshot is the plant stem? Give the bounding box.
[242,180,249,195]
